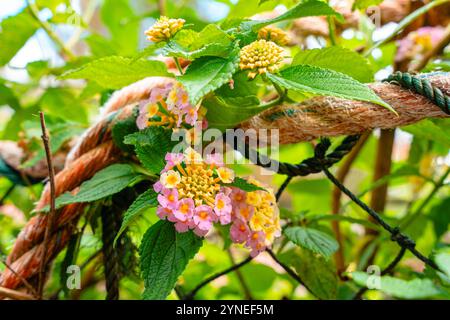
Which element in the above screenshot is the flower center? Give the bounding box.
[177,164,220,207]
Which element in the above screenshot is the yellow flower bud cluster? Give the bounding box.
[258,26,289,46]
[239,40,284,79]
[145,16,185,42]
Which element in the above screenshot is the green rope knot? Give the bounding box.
[384,71,450,115]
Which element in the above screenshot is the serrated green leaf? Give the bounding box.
[351,272,443,299]
[280,248,338,299]
[60,56,173,89]
[267,65,393,111]
[114,189,158,246]
[140,220,203,300]
[177,51,239,105]
[124,127,179,174]
[111,111,138,152]
[40,164,143,212]
[243,0,344,31]
[203,94,268,130]
[226,177,265,192]
[284,226,338,259]
[0,11,39,66]
[291,47,374,83]
[163,24,234,60]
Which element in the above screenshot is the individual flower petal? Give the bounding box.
[246,231,267,257]
[205,153,224,167]
[214,193,232,217]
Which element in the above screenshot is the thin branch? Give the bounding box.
[227,250,253,300]
[37,111,57,299]
[266,249,318,299]
[401,167,450,230]
[275,176,293,201]
[0,286,36,300]
[157,0,166,16]
[27,1,76,61]
[0,185,15,205]
[184,256,253,300]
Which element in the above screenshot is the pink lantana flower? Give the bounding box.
[157,188,179,209]
[230,219,250,244]
[193,205,216,231]
[174,198,195,222]
[214,193,232,225]
[246,231,267,257]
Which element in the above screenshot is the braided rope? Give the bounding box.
[384,71,450,115]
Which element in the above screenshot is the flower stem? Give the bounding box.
[174,57,184,75]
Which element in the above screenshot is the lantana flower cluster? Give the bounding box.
[239,39,285,79]
[145,16,185,43]
[154,148,281,257]
[136,82,207,130]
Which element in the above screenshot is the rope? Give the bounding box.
[384,71,450,115]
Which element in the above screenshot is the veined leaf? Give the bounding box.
[351,272,443,299]
[284,226,338,259]
[40,164,143,212]
[163,24,234,60]
[291,47,374,83]
[280,248,338,299]
[0,11,39,66]
[124,127,179,174]
[60,56,173,89]
[244,0,344,31]
[177,50,240,105]
[114,189,158,245]
[203,94,268,130]
[140,220,203,300]
[267,65,393,111]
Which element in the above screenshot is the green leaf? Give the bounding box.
[0,11,39,66]
[163,24,234,60]
[434,250,450,279]
[244,0,344,31]
[291,47,374,83]
[352,0,384,10]
[203,94,269,130]
[267,65,393,111]
[284,226,339,259]
[111,111,139,152]
[177,51,239,105]
[280,248,338,299]
[114,189,159,245]
[60,56,173,89]
[140,220,203,300]
[226,177,265,192]
[402,120,450,148]
[100,0,139,56]
[351,272,443,299]
[41,164,143,212]
[39,88,89,124]
[124,127,179,174]
[0,83,20,110]
[428,197,450,240]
